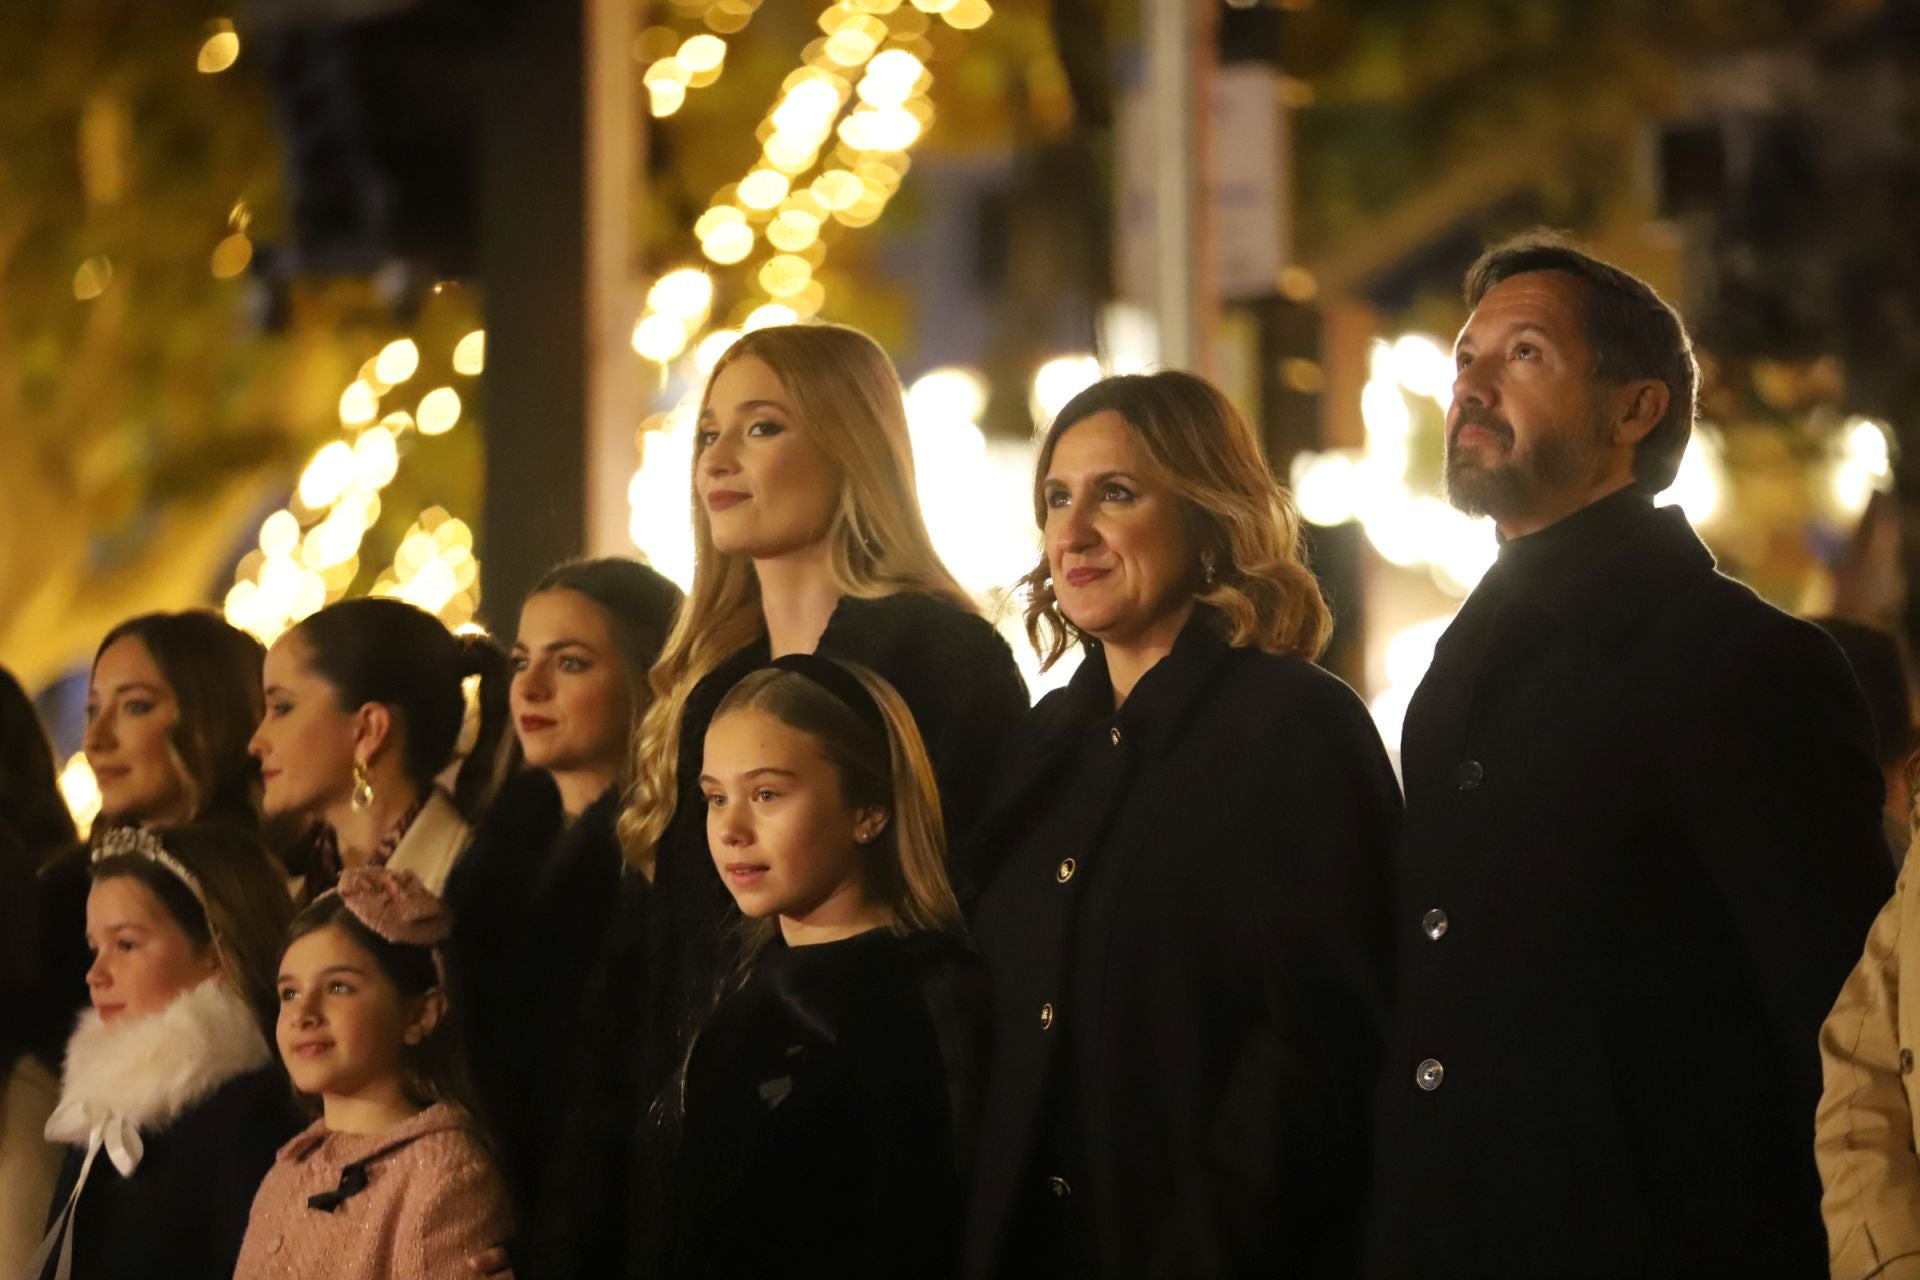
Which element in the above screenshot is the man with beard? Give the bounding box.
[1361,232,1892,1279]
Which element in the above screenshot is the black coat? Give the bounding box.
[445,770,624,1230]
[537,592,1028,1280]
[41,1066,297,1280]
[1362,488,1894,1279]
[963,615,1402,1279]
[660,928,988,1278]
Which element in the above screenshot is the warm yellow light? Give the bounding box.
[1030,354,1102,425]
[696,205,749,239]
[632,314,690,362]
[59,753,102,837]
[811,169,864,210]
[374,338,421,385]
[763,132,821,174]
[338,380,379,427]
[695,329,742,375]
[840,106,922,151]
[259,509,301,558]
[72,256,113,301]
[210,234,253,279]
[353,426,400,489]
[678,33,727,73]
[644,56,692,87]
[942,0,992,27]
[452,329,485,375]
[197,29,240,74]
[649,82,686,116]
[911,0,958,11]
[855,0,903,11]
[824,26,880,66]
[758,254,813,298]
[772,79,842,135]
[417,387,462,436]
[858,49,925,107]
[700,221,756,265]
[767,209,823,252]
[648,268,714,320]
[298,441,357,509]
[737,169,791,210]
[744,303,799,331]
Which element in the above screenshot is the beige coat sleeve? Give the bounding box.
[1818,867,1920,1280]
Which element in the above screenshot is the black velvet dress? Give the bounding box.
[659,927,988,1279]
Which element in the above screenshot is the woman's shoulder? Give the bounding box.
[828,593,1015,671]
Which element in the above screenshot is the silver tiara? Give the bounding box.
[91,826,210,912]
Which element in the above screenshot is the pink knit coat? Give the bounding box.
[232,1102,511,1279]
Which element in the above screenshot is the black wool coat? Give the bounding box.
[444,770,625,1233]
[1362,488,1894,1279]
[963,614,1402,1279]
[535,591,1028,1280]
[659,928,988,1278]
[41,1067,297,1280]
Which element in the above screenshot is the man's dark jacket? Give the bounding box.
[1363,487,1893,1279]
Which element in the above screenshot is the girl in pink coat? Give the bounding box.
[233,867,511,1280]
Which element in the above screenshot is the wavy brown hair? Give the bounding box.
[618,324,975,878]
[1020,370,1332,668]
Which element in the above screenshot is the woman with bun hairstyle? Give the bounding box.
[249,597,512,898]
[446,557,682,1228]
[657,657,987,1277]
[28,822,298,1280]
[541,324,1027,1278]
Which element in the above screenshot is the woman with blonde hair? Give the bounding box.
[656,657,986,1275]
[538,323,1025,1278]
[962,370,1401,1278]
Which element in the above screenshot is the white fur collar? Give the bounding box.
[45,978,271,1149]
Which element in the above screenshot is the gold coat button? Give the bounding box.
[1057,857,1076,883]
[1109,726,1122,747]
[1039,1002,1055,1030]
[1047,1175,1072,1197]
[1415,1058,1445,1091]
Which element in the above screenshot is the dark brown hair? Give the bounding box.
[1020,370,1332,669]
[88,822,294,1040]
[94,611,266,828]
[1464,230,1700,492]
[290,598,511,820]
[0,664,76,856]
[283,893,480,1115]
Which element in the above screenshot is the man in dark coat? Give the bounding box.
[1363,232,1894,1279]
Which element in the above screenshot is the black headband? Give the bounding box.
[768,653,887,737]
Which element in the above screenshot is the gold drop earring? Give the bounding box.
[351,758,375,812]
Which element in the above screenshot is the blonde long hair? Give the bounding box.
[620,324,975,877]
[713,661,963,956]
[1021,370,1333,668]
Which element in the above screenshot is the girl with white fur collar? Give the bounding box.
[25,824,297,1280]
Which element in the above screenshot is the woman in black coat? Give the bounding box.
[444,557,682,1235]
[536,324,1027,1280]
[963,372,1401,1279]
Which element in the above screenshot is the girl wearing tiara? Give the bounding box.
[656,656,987,1277]
[233,866,511,1280]
[28,824,298,1280]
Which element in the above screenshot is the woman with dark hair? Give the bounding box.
[445,558,682,1231]
[963,371,1401,1278]
[1,668,77,1275]
[248,597,512,898]
[84,611,267,832]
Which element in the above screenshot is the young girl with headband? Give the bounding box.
[654,656,987,1276]
[29,824,298,1280]
[233,866,511,1280]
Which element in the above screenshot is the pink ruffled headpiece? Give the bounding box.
[332,867,454,948]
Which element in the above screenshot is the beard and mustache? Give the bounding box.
[1444,403,1606,522]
